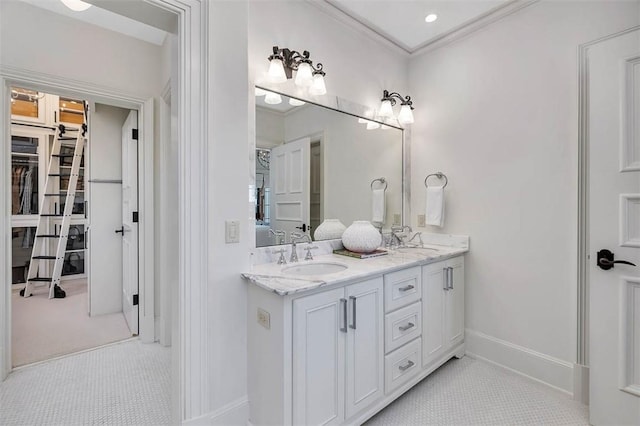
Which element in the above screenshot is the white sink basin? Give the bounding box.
[396,246,441,254]
[282,262,348,276]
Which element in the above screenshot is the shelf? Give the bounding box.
[12,152,38,157]
[65,249,85,253]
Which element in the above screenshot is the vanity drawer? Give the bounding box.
[384,266,421,313]
[385,338,422,395]
[385,301,422,353]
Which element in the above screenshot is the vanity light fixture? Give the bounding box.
[267,46,327,96]
[379,90,415,125]
[264,91,282,105]
[61,0,92,11]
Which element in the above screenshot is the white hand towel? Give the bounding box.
[425,186,445,227]
[372,188,386,223]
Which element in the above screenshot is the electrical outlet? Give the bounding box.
[393,214,401,225]
[418,214,426,227]
[257,308,270,329]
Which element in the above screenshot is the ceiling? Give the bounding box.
[325,0,513,53]
[16,0,167,46]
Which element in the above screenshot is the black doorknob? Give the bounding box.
[597,249,637,270]
[295,223,307,233]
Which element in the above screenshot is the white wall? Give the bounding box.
[408,0,640,392]
[89,103,129,315]
[0,1,162,100]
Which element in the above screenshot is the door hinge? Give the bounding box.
[132,129,138,140]
[133,294,139,306]
[132,211,139,223]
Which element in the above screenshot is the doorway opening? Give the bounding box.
[9,86,140,367]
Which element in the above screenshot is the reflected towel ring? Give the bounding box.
[424,172,448,188]
[371,177,388,191]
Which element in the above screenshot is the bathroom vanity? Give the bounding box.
[243,236,468,425]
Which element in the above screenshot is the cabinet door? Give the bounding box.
[446,258,465,347]
[293,287,345,425]
[422,261,447,367]
[345,277,384,419]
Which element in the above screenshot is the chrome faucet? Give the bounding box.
[269,228,286,245]
[290,232,312,263]
[391,225,412,248]
[407,231,424,248]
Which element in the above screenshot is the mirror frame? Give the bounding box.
[250,84,409,249]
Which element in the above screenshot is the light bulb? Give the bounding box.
[255,87,267,97]
[264,92,282,105]
[378,99,394,118]
[358,109,375,124]
[398,104,414,124]
[61,0,92,11]
[294,62,314,88]
[267,58,287,84]
[289,98,305,106]
[309,74,327,96]
[366,120,380,130]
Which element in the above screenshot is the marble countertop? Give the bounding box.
[242,244,468,296]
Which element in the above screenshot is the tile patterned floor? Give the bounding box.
[0,340,171,426]
[365,356,589,426]
[1,342,589,426]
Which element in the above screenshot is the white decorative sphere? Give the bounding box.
[341,221,382,253]
[314,219,347,241]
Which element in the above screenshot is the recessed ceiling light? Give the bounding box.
[425,14,438,23]
[61,0,92,11]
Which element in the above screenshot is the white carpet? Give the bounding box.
[365,356,589,425]
[12,280,132,367]
[0,339,171,425]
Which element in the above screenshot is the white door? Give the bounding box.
[293,287,345,425]
[271,137,310,241]
[121,111,139,335]
[588,29,640,425]
[345,278,384,418]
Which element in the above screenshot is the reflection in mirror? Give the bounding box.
[254,89,403,247]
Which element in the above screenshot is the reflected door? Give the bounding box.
[271,137,310,241]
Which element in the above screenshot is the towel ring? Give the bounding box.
[371,177,388,191]
[424,172,448,189]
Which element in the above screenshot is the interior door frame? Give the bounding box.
[577,24,640,404]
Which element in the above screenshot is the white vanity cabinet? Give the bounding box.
[422,256,465,368]
[292,277,384,425]
[246,251,466,426]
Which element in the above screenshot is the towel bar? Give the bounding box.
[424,172,448,188]
[371,177,388,191]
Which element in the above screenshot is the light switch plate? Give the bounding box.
[418,214,426,227]
[225,220,240,243]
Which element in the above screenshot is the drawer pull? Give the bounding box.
[398,360,415,372]
[399,322,415,332]
[398,284,414,292]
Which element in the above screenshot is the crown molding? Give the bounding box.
[411,0,540,57]
[305,0,411,57]
[310,0,539,58]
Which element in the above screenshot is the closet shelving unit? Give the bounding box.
[10,87,88,292]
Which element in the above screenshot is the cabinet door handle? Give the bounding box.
[340,298,347,333]
[399,322,414,332]
[399,284,414,292]
[448,267,454,290]
[443,268,449,291]
[399,360,415,372]
[349,296,357,329]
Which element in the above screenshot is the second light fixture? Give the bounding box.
[267,46,327,97]
[379,90,415,125]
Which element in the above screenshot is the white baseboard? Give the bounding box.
[183,397,249,426]
[573,363,589,404]
[465,328,574,395]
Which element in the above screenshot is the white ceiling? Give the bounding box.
[16,0,167,46]
[326,0,512,53]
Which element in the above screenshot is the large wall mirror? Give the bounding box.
[254,87,404,247]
